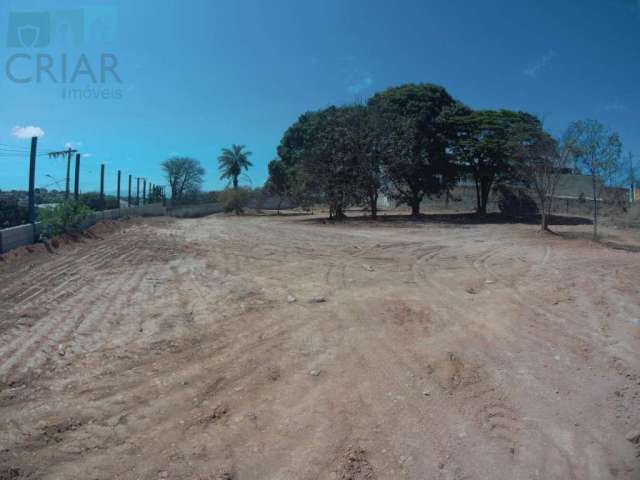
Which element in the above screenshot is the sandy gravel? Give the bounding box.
[0,213,639,479]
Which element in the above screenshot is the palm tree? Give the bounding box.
[218,144,253,189]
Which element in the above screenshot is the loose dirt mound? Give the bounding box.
[337,448,376,480]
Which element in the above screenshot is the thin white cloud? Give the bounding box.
[343,56,374,95]
[348,74,374,94]
[83,153,93,158]
[604,100,628,112]
[65,141,83,149]
[11,125,45,139]
[524,50,557,78]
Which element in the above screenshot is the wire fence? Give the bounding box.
[0,136,166,230]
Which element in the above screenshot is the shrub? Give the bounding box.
[38,201,94,236]
[0,197,28,228]
[219,188,251,214]
[497,187,539,218]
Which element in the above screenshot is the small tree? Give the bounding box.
[564,120,623,239]
[218,144,252,189]
[624,152,637,199]
[161,157,205,205]
[512,119,569,231]
[38,201,93,236]
[148,185,163,203]
[219,187,251,214]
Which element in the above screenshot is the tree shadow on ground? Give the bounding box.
[600,240,640,253]
[557,230,640,253]
[302,212,592,227]
[253,210,315,217]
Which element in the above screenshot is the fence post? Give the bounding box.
[99,163,105,210]
[65,148,72,200]
[28,136,38,242]
[116,170,121,208]
[128,174,132,207]
[142,179,146,206]
[74,153,81,201]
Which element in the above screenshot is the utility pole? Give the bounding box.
[128,174,132,207]
[136,177,140,206]
[99,163,105,210]
[116,170,121,208]
[47,147,78,199]
[74,153,81,201]
[27,136,38,242]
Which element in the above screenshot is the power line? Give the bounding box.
[0,143,29,150]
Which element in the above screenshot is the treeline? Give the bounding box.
[267,83,624,231]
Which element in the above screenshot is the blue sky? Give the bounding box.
[1,0,639,193]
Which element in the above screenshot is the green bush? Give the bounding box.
[38,201,94,236]
[0,197,28,228]
[219,187,251,214]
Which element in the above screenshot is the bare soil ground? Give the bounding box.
[1,213,639,479]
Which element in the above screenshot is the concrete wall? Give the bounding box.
[76,204,167,230]
[0,223,40,254]
[167,203,223,218]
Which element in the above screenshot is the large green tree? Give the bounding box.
[448,109,540,214]
[368,83,458,217]
[277,106,368,218]
[218,144,253,189]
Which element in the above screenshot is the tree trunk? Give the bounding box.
[410,199,421,218]
[479,176,493,215]
[474,176,481,213]
[369,191,378,219]
[233,177,238,189]
[541,212,548,231]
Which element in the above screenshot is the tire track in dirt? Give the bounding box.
[12,244,140,314]
[0,257,151,379]
[471,245,592,357]
[340,298,481,477]
[0,243,116,304]
[402,246,583,477]
[0,225,131,292]
[0,233,155,380]
[4,239,130,306]
[0,239,143,340]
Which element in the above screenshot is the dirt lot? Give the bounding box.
[1,213,639,479]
